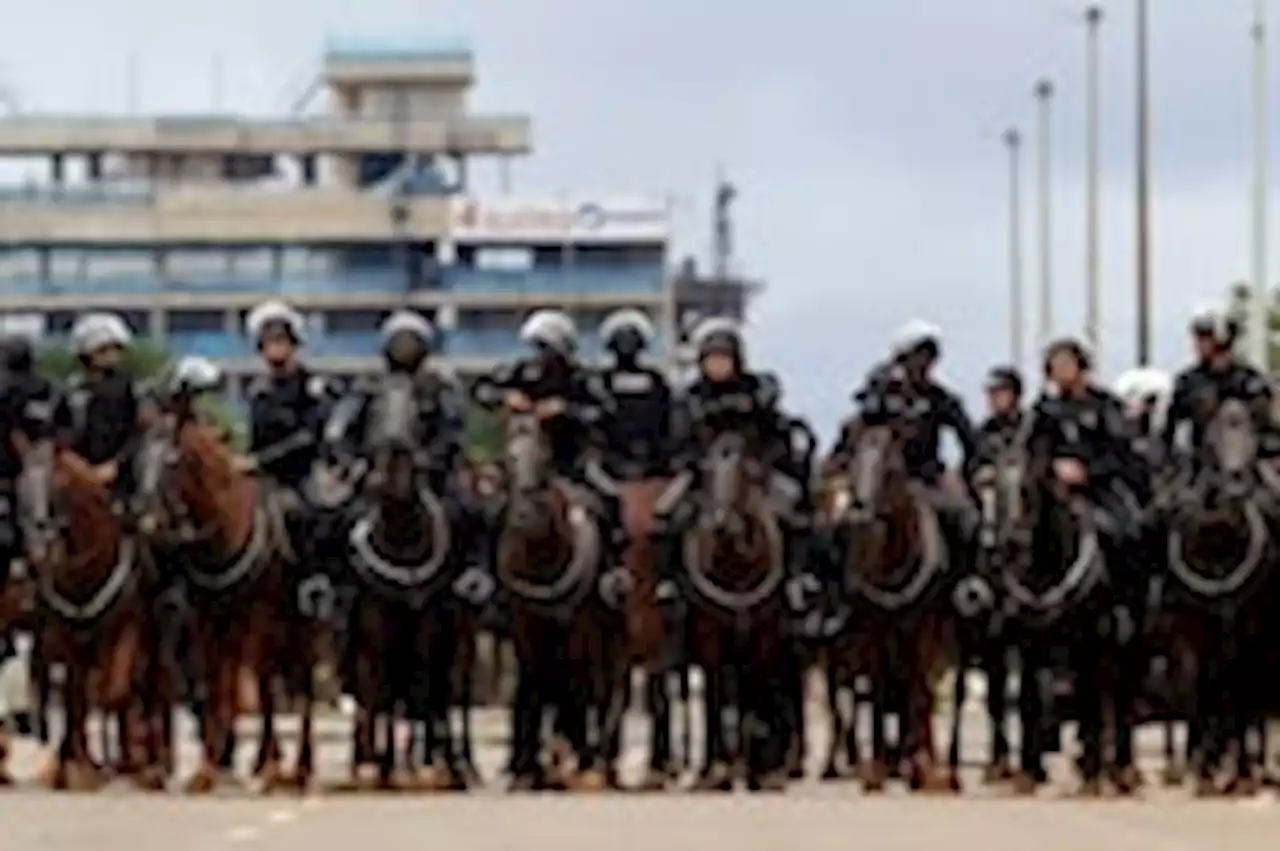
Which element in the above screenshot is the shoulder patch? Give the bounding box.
[305,375,328,398]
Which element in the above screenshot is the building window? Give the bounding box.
[168,310,225,333]
[324,309,386,334]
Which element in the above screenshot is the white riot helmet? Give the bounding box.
[70,312,132,358]
[600,308,655,359]
[519,309,577,355]
[689,316,744,360]
[889,319,942,361]
[380,310,436,368]
[245,299,306,347]
[169,355,224,395]
[1189,304,1241,349]
[1114,367,1173,431]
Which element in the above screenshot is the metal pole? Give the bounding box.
[1003,128,1026,371]
[1085,6,1103,365]
[1034,79,1055,354]
[1251,0,1271,370]
[1136,0,1153,365]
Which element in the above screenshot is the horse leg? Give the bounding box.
[640,670,671,789]
[1014,641,1047,794]
[821,657,844,780]
[1073,634,1104,797]
[861,647,889,793]
[1109,634,1143,795]
[985,642,1014,782]
[694,661,731,791]
[507,654,541,790]
[948,648,968,784]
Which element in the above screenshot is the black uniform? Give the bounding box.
[1028,384,1143,538]
[586,363,675,479]
[486,355,597,476]
[246,368,329,489]
[976,411,1024,466]
[1160,360,1275,460]
[52,370,143,506]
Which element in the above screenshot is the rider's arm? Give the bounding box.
[322,380,371,457]
[1160,377,1190,453]
[939,389,980,472]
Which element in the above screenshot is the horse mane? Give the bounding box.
[177,421,238,491]
[174,420,256,548]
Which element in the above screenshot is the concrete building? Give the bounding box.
[0,38,754,394]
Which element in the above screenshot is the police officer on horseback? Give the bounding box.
[656,316,817,604]
[583,309,675,607]
[839,320,981,582]
[52,313,145,528]
[977,365,1024,457]
[1031,339,1145,542]
[323,309,493,605]
[479,309,628,573]
[1161,307,1276,464]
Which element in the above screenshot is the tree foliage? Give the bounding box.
[464,407,504,461]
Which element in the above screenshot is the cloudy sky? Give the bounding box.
[0,0,1275,435]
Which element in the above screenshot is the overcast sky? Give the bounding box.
[1,0,1275,435]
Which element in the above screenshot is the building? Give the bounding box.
[0,38,754,395]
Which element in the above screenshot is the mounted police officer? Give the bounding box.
[479,309,626,578]
[655,316,816,604]
[1031,338,1144,543]
[52,313,144,527]
[240,299,332,575]
[583,309,675,607]
[1161,307,1276,464]
[978,366,1024,449]
[323,310,492,605]
[840,320,981,580]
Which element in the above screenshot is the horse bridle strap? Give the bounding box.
[1168,495,1269,600]
[500,503,599,604]
[682,504,785,613]
[844,495,946,612]
[39,536,137,624]
[186,506,270,592]
[348,486,451,587]
[1003,499,1102,613]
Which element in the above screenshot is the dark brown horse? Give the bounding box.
[342,372,468,791]
[1162,398,1280,795]
[133,416,286,793]
[681,430,790,792]
[824,417,955,793]
[18,441,153,791]
[496,410,622,792]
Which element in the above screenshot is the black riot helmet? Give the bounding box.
[0,334,34,374]
[984,365,1023,398]
[601,309,654,365]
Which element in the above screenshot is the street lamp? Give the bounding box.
[1085,5,1104,366]
[1250,0,1271,370]
[1135,0,1153,365]
[1034,78,1055,354]
[1003,128,1026,371]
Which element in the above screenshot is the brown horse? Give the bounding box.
[341,372,468,792]
[133,415,287,793]
[824,417,955,793]
[681,430,790,792]
[496,410,622,792]
[18,441,152,791]
[585,455,677,790]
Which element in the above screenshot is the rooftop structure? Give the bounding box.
[0,37,754,391]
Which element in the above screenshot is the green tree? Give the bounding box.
[464,407,503,461]
[1225,281,1280,370]
[35,337,245,448]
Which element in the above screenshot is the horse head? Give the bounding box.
[700,431,767,541]
[844,415,913,527]
[503,411,556,537]
[365,374,425,507]
[17,439,62,568]
[1197,398,1259,507]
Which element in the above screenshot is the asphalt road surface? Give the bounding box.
[2,706,1279,851]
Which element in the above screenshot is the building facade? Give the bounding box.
[0,38,752,395]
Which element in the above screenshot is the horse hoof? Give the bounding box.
[752,771,788,793]
[1011,772,1038,797]
[820,766,842,782]
[135,767,168,793]
[184,769,217,796]
[1233,776,1261,797]
[1161,767,1185,788]
[508,773,539,793]
[634,769,667,792]
[693,767,732,792]
[1110,766,1144,796]
[1194,777,1217,798]
[1073,779,1103,799]
[787,766,806,780]
[984,759,1015,785]
[574,769,607,793]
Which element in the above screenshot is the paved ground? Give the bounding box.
[2,707,1280,850]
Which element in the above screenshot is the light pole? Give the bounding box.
[1034,78,1055,354]
[1003,128,1026,371]
[1085,6,1103,366]
[1135,0,1153,365]
[1250,0,1271,370]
